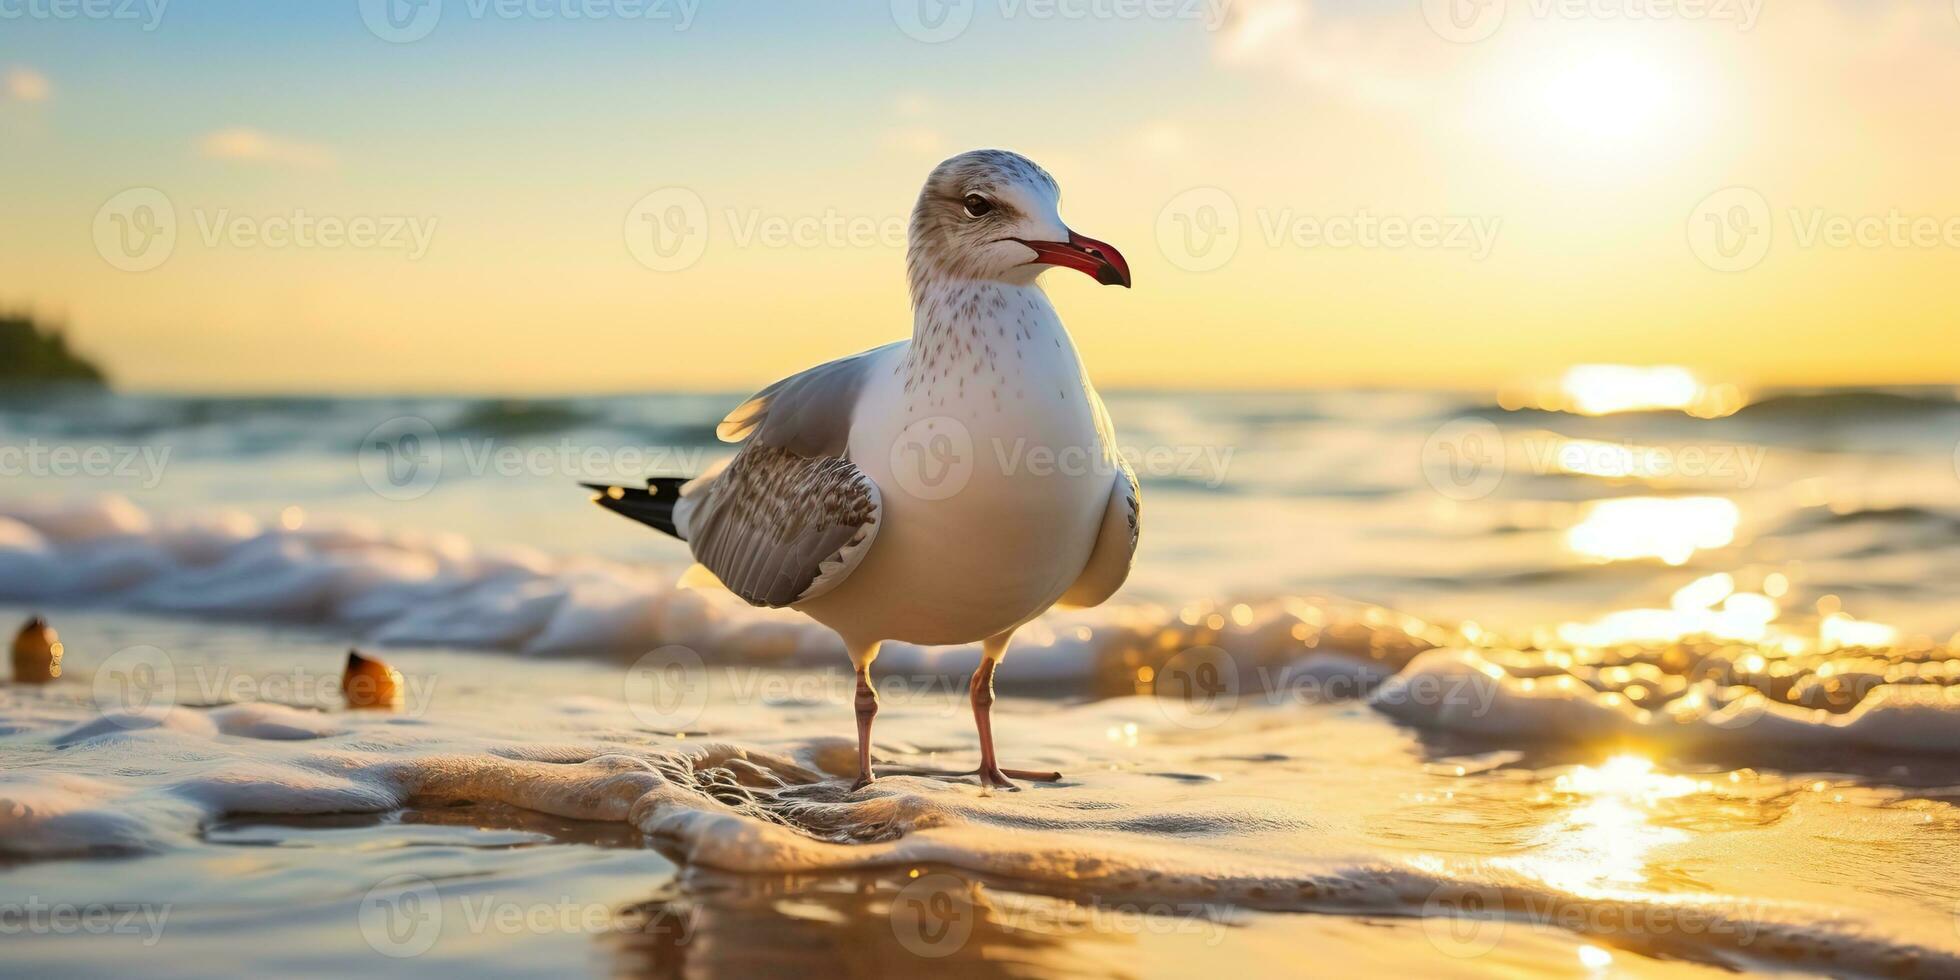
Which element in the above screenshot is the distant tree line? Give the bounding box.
[0,314,107,386]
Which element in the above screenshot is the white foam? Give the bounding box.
[0,497,1434,686]
[1374,647,1960,754]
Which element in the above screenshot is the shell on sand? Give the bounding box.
[11,616,62,684]
[340,649,404,710]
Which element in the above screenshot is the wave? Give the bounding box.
[1728,389,1960,424]
[8,497,1960,763]
[0,496,1439,683]
[0,391,730,449]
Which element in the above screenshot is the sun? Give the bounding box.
[1483,29,1714,165]
[1537,47,1676,145]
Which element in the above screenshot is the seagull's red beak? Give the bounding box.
[1013,231,1131,288]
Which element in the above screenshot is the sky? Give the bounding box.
[2,0,1958,394]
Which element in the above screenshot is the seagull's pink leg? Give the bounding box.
[970,634,1062,790]
[849,640,882,791]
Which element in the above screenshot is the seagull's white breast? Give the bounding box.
[795,282,1113,647]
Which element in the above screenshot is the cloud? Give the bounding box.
[198,127,334,169]
[5,67,51,103]
[1211,0,1441,105]
[878,126,946,156]
[1131,120,1186,156]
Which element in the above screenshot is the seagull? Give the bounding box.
[586,149,1138,790]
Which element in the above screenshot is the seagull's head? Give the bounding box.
[908,149,1130,297]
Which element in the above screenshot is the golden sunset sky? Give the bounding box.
[3,0,1958,393]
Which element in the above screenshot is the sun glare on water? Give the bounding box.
[1505,754,1698,893]
[1499,365,1744,418]
[1566,497,1740,566]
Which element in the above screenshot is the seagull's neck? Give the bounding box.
[901,279,1077,401]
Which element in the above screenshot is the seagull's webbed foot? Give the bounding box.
[850,771,876,792]
[980,765,1064,791]
[874,764,1063,791]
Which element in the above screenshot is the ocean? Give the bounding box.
[4,384,1960,977]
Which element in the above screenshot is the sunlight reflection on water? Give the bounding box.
[1566,497,1740,566]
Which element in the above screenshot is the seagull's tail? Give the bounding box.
[582,477,688,540]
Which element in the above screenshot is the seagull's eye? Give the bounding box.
[962,194,993,218]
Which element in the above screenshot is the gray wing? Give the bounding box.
[678,344,898,607]
[715,341,902,454]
